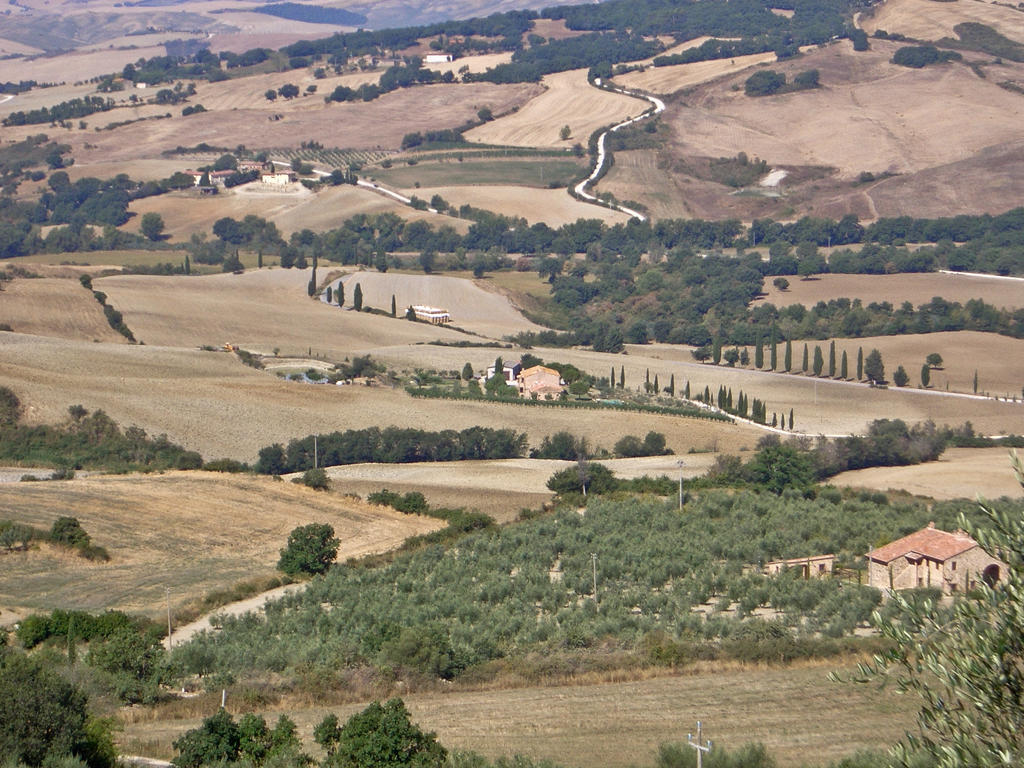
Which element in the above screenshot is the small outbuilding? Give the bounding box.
[764,554,835,579]
[866,522,1004,594]
[412,305,451,324]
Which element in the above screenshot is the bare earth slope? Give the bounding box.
[0,278,128,343]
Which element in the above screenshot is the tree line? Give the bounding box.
[255,426,529,474]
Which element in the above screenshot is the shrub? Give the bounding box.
[278,523,339,576]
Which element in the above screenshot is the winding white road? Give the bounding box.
[572,81,666,222]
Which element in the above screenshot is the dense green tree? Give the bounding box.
[813,346,824,377]
[0,650,114,767]
[462,362,474,381]
[893,365,909,387]
[353,282,363,311]
[847,455,1024,767]
[712,338,722,365]
[277,523,339,576]
[87,627,168,704]
[745,441,815,494]
[139,212,165,241]
[317,699,447,768]
[754,336,764,368]
[920,363,930,388]
[865,349,885,384]
[925,353,943,369]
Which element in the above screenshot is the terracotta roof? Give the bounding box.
[867,523,977,564]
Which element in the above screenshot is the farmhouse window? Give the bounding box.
[951,561,957,570]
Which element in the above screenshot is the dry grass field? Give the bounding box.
[0,278,127,343]
[611,51,779,94]
[337,270,545,336]
[124,183,466,242]
[421,52,515,75]
[756,272,1024,311]
[663,40,1024,179]
[46,82,542,165]
[0,471,443,620]
[406,185,629,227]
[464,69,641,148]
[860,0,1024,41]
[830,446,1024,500]
[120,661,916,766]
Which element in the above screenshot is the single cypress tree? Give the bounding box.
[184,254,190,275]
[337,282,344,307]
[611,367,615,388]
[326,286,333,304]
[772,412,777,427]
[857,347,864,380]
[921,363,931,388]
[668,373,675,396]
[654,374,659,393]
[784,340,792,372]
[353,283,363,311]
[780,412,786,430]
[257,250,263,269]
[704,385,711,402]
[684,380,691,399]
[727,388,733,410]
[645,368,651,392]
[802,344,809,372]
[841,350,848,379]
[974,369,979,394]
[828,341,836,377]
[813,345,824,376]
[406,305,416,320]
[620,366,625,388]
[713,339,722,365]
[391,294,397,317]
[790,408,794,429]
[754,335,764,368]
[769,324,779,370]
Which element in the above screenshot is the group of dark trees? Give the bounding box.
[256,426,528,474]
[2,96,117,127]
[0,390,202,473]
[744,68,819,97]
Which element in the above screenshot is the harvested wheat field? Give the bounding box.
[464,69,640,148]
[421,51,514,75]
[664,40,1024,178]
[96,267,466,353]
[0,331,760,461]
[336,270,544,337]
[757,272,1024,312]
[860,0,1024,42]
[64,82,543,163]
[611,50,778,94]
[122,661,915,767]
[124,183,464,242]
[404,186,629,227]
[830,446,1024,500]
[0,471,443,619]
[0,278,127,343]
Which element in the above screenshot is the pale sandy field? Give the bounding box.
[337,270,545,336]
[326,455,716,522]
[0,278,127,343]
[0,471,442,620]
[861,0,1024,41]
[405,185,630,227]
[124,183,466,242]
[757,272,1024,311]
[464,68,641,148]
[422,51,514,75]
[664,40,1024,178]
[612,51,779,94]
[830,446,1024,499]
[122,662,915,768]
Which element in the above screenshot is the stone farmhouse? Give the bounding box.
[866,522,1004,594]
[484,361,521,386]
[517,365,564,399]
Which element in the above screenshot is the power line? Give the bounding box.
[687,721,712,768]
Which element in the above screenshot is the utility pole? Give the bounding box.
[165,587,173,649]
[591,552,598,611]
[687,721,712,768]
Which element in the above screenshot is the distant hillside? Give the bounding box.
[251,2,367,27]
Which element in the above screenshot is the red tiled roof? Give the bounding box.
[867,524,977,564]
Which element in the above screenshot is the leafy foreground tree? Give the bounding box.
[0,650,116,767]
[315,699,446,768]
[844,452,1024,766]
[172,708,309,768]
[278,523,339,576]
